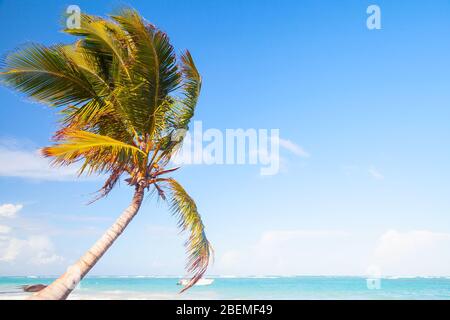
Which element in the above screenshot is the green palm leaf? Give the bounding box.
[64,13,132,79]
[0,44,98,106]
[178,50,202,129]
[42,130,146,175]
[111,8,181,136]
[167,178,212,292]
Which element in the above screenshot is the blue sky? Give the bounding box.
[1,0,450,277]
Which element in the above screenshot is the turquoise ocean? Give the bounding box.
[1,276,450,300]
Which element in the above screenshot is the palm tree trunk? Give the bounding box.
[29,185,145,300]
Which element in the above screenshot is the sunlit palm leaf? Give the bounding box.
[61,43,112,95]
[178,50,201,129]
[0,44,98,106]
[64,13,132,79]
[62,16,144,139]
[151,51,202,165]
[111,8,181,136]
[167,179,212,292]
[42,130,146,175]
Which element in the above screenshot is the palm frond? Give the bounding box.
[149,50,202,165]
[0,43,98,106]
[111,8,181,136]
[61,43,112,94]
[42,130,146,175]
[88,168,122,204]
[64,13,132,79]
[166,179,212,292]
[177,50,201,129]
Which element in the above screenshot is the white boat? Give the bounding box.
[177,278,214,286]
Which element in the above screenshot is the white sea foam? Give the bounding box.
[216,275,280,279]
[383,275,450,280]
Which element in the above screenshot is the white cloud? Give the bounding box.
[216,229,362,276]
[0,202,64,266]
[371,229,450,276]
[0,203,23,218]
[0,234,63,265]
[0,138,80,181]
[369,167,384,180]
[278,138,310,158]
[27,236,64,265]
[255,137,309,165]
[215,228,450,277]
[0,237,22,262]
[0,225,11,234]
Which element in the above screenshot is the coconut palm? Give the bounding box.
[0,8,211,300]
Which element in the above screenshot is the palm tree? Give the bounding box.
[0,8,211,300]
